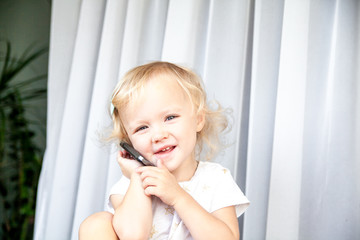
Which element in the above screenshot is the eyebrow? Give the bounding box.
[161,106,183,114]
[128,106,184,126]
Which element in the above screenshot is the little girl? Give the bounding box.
[79,61,249,239]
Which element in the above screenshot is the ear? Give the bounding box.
[196,110,206,132]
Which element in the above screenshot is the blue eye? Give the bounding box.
[135,126,148,132]
[166,115,177,121]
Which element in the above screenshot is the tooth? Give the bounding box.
[162,147,170,152]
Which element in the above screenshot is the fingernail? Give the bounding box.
[151,156,159,166]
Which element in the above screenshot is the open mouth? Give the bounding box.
[155,146,175,155]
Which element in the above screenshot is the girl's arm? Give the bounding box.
[173,191,239,240]
[110,152,153,239]
[137,160,239,240]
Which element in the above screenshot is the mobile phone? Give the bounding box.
[120,142,155,166]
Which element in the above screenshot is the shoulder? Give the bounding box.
[197,161,232,178]
[198,161,225,171]
[197,161,250,216]
[194,161,236,188]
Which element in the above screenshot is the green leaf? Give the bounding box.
[0,40,47,239]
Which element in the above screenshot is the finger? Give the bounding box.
[142,176,157,189]
[118,153,143,171]
[151,156,159,167]
[135,166,148,174]
[117,150,129,161]
[144,186,158,197]
[136,165,159,175]
[117,153,128,165]
[120,150,126,157]
[117,151,124,164]
[137,167,160,181]
[157,159,167,170]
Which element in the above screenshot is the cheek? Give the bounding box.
[130,135,151,153]
[178,118,199,139]
[178,124,198,146]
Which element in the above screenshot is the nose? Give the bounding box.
[151,127,168,143]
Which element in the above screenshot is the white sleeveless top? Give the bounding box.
[106,161,250,239]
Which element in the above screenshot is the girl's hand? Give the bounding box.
[136,160,186,206]
[117,150,143,179]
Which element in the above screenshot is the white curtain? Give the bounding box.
[34,0,360,239]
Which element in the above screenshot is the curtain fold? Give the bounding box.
[266,0,310,238]
[299,0,360,239]
[70,0,128,238]
[34,0,83,238]
[243,0,284,239]
[35,0,359,239]
[38,0,107,238]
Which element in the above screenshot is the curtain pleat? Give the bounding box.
[69,0,128,239]
[243,0,284,238]
[266,0,310,239]
[35,0,359,239]
[39,0,107,238]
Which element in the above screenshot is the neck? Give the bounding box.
[174,159,199,182]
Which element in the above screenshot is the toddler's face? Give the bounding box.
[121,76,204,180]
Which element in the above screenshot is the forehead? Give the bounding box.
[131,70,192,104]
[120,75,192,121]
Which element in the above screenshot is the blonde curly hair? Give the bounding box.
[109,61,229,161]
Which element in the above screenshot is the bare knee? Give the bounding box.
[79,211,118,240]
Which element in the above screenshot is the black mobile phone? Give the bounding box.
[120,142,155,166]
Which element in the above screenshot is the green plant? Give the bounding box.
[0,40,48,239]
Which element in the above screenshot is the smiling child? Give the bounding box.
[79,61,249,240]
